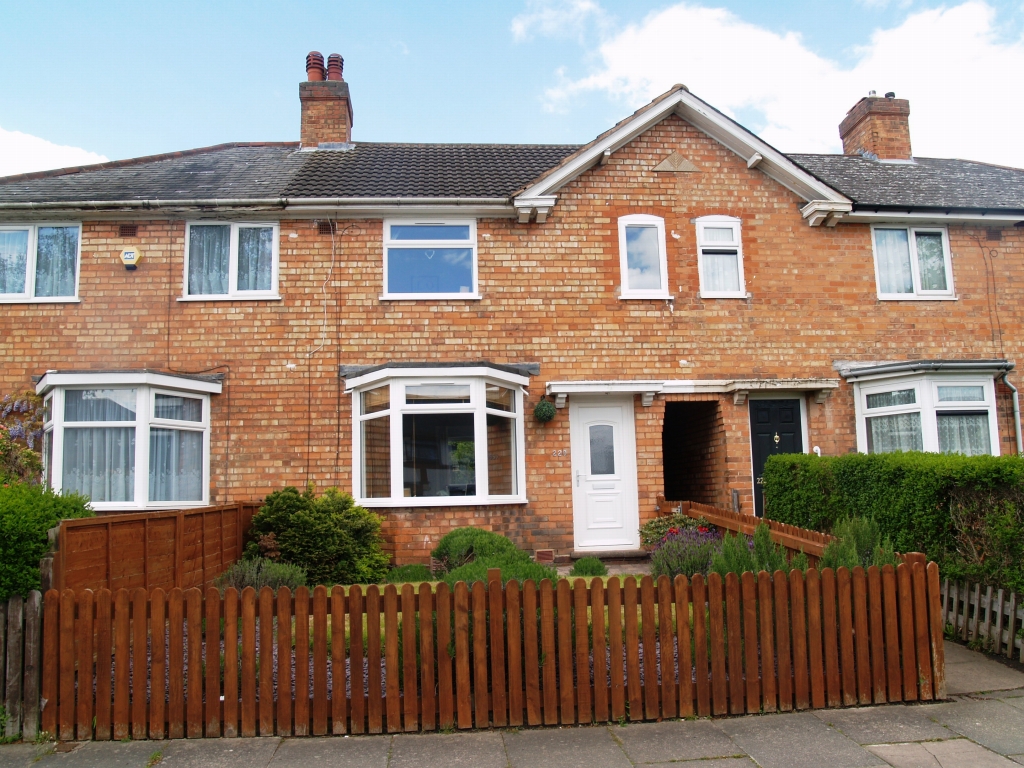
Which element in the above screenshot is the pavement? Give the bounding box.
[4,641,1024,768]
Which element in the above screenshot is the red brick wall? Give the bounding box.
[3,114,1022,562]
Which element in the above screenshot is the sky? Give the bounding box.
[1,0,1023,176]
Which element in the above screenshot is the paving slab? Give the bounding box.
[612,719,742,764]
[717,712,887,768]
[930,698,1024,755]
[645,760,756,768]
[943,642,1024,695]
[0,743,55,768]
[268,736,390,768]
[504,726,631,768]
[1000,694,1024,711]
[812,704,952,744]
[390,731,506,768]
[1010,756,1024,766]
[923,738,1021,767]
[865,743,942,768]
[30,740,164,768]
[161,737,281,768]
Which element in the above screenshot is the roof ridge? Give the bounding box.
[344,142,582,149]
[0,141,300,184]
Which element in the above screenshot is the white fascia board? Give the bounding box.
[345,365,530,392]
[517,90,849,207]
[546,378,840,396]
[844,210,1024,226]
[36,370,223,395]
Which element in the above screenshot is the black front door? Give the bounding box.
[749,399,803,517]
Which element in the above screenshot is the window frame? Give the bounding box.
[0,222,82,303]
[853,373,999,456]
[182,221,281,301]
[350,367,527,507]
[617,214,671,300]
[38,373,216,512]
[870,225,955,301]
[695,215,746,299]
[382,219,480,300]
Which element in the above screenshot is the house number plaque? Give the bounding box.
[551,449,568,457]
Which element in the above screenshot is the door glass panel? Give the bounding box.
[915,232,947,291]
[937,413,990,456]
[589,424,615,475]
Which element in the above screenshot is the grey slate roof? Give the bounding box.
[789,154,1024,211]
[0,142,580,203]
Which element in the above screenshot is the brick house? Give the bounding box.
[1,54,1022,564]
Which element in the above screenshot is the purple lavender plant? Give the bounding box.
[650,525,724,580]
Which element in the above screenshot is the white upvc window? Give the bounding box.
[38,372,219,511]
[350,367,527,507]
[854,375,999,456]
[382,219,479,299]
[183,222,280,300]
[696,216,745,298]
[871,226,954,300]
[617,214,670,299]
[0,223,81,303]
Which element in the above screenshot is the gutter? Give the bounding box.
[0,197,512,211]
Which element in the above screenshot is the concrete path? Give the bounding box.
[4,641,1024,768]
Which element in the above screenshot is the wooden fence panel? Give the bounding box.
[22,591,42,742]
[33,556,949,742]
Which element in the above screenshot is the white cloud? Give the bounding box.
[512,0,607,42]
[542,2,1024,167]
[0,126,108,177]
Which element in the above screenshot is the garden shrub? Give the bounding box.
[386,563,434,584]
[818,516,899,572]
[442,551,557,587]
[246,485,390,586]
[710,523,790,579]
[0,482,92,600]
[215,557,307,593]
[762,452,1024,566]
[430,527,518,572]
[639,512,708,549]
[1,424,41,485]
[650,526,723,580]
[943,484,1024,592]
[569,556,608,578]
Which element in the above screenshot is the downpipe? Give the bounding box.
[1002,373,1023,456]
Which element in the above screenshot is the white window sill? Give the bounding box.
[379,294,482,301]
[86,501,210,512]
[619,294,675,301]
[178,295,282,302]
[358,496,528,508]
[0,297,80,304]
[877,294,958,301]
[700,292,748,299]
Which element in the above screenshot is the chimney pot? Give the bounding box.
[327,53,344,82]
[868,90,877,97]
[305,51,326,81]
[884,91,895,98]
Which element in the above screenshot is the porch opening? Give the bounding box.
[662,400,727,507]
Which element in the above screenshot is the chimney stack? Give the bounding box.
[299,51,353,148]
[839,92,912,160]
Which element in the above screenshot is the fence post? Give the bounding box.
[22,591,42,741]
[6,596,25,738]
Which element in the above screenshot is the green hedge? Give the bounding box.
[762,451,1024,566]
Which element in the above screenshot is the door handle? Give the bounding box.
[576,470,582,487]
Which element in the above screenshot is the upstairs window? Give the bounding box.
[383,220,478,299]
[617,215,669,299]
[696,216,745,298]
[872,226,953,299]
[0,224,80,302]
[184,222,279,299]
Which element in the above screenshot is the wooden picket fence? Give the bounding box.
[940,578,1024,662]
[1,592,43,741]
[656,499,835,560]
[41,559,946,740]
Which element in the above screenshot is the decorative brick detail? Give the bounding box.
[839,96,912,159]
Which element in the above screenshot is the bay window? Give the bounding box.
[37,372,220,511]
[350,367,527,506]
[854,373,999,456]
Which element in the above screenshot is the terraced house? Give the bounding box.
[1,53,1022,564]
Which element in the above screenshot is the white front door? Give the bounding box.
[569,397,640,551]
